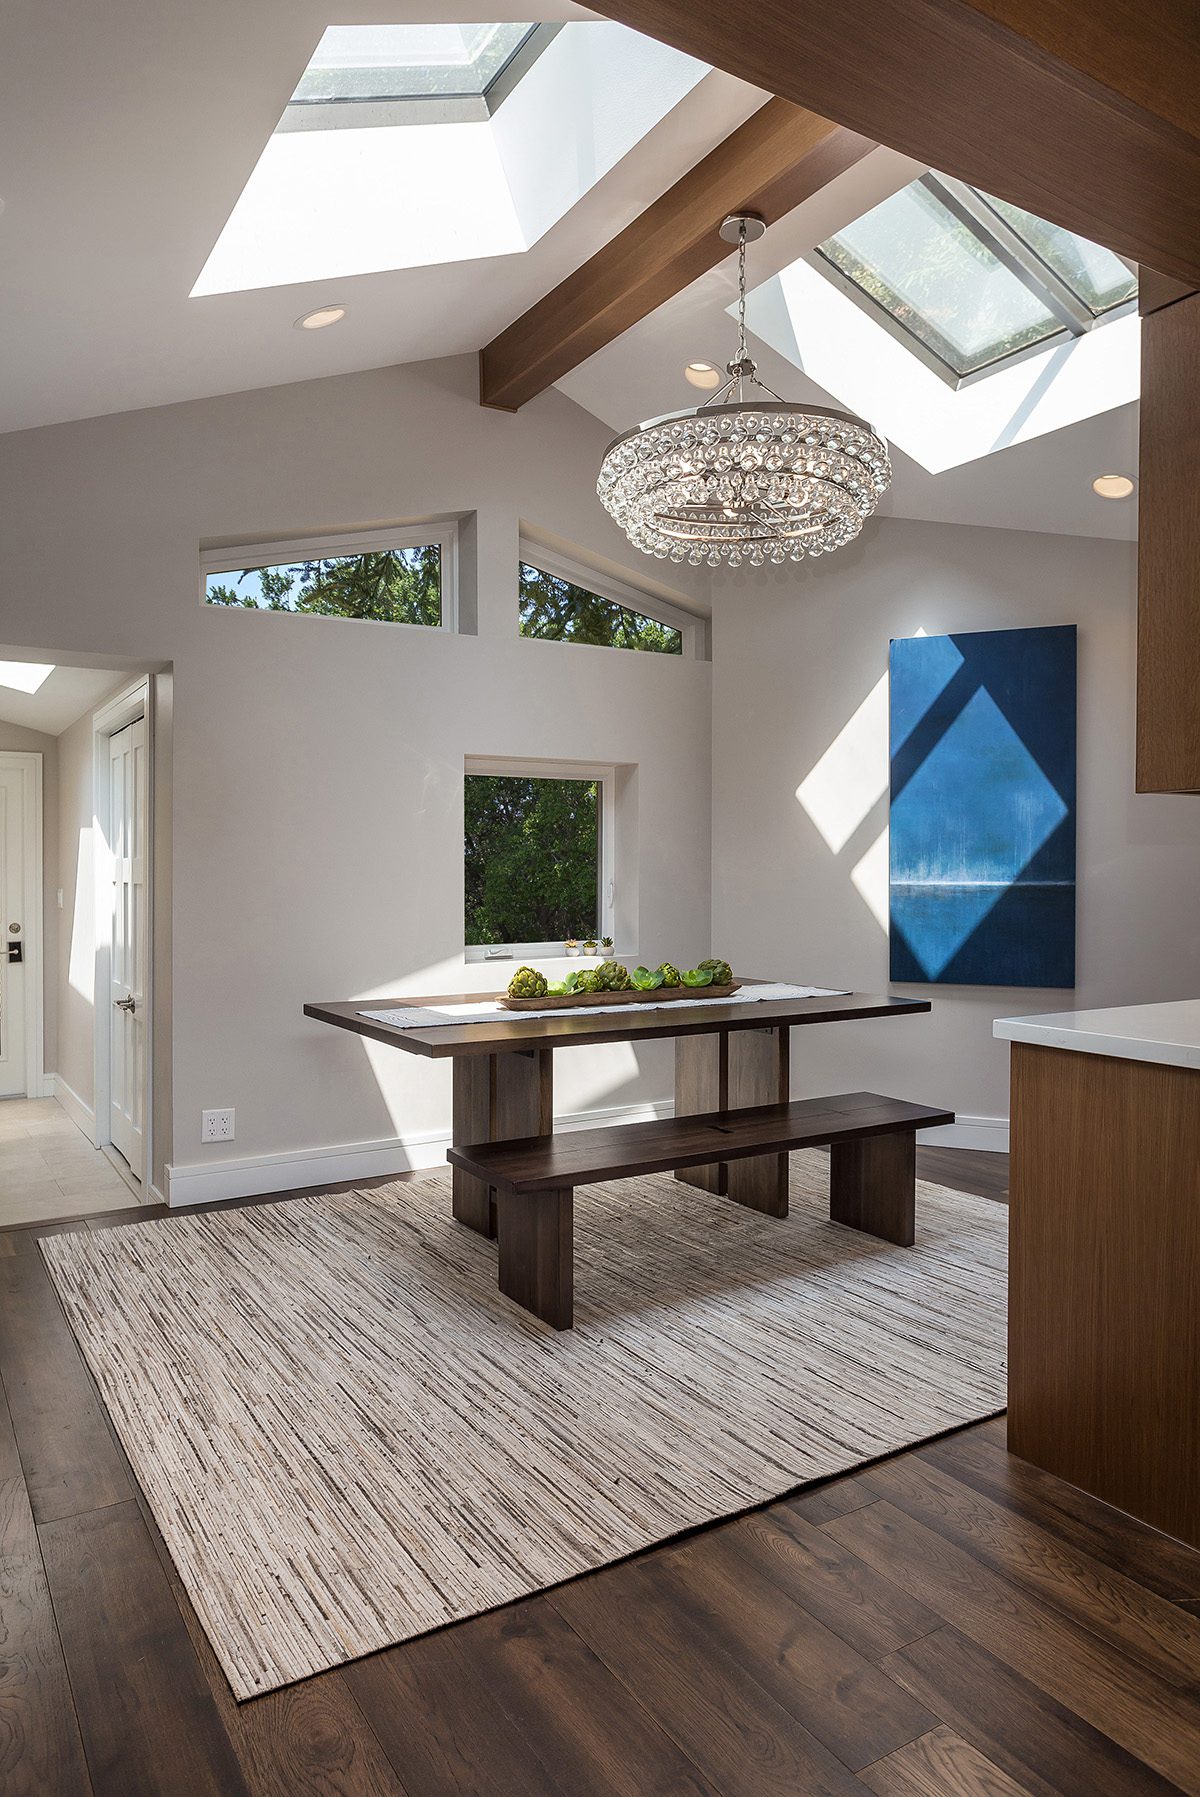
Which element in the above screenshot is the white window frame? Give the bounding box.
[464,755,617,964]
[199,521,459,631]
[518,540,703,659]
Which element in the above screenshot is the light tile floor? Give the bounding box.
[0,1096,143,1228]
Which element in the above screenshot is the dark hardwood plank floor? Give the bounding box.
[3,1144,1199,1797]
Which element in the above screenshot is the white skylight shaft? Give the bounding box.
[191,23,708,296]
[0,660,55,694]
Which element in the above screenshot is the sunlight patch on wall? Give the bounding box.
[851,827,889,932]
[795,673,889,854]
[68,825,95,1000]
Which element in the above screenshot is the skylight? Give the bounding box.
[284,23,545,126]
[0,660,55,694]
[814,173,1138,387]
[192,23,709,294]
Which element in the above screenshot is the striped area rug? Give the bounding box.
[41,1154,1006,1700]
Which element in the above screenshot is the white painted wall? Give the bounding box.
[0,720,57,1083]
[710,517,1200,1133]
[0,357,713,1190]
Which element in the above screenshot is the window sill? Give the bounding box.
[464,950,637,967]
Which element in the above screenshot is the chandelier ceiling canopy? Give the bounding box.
[597,213,892,567]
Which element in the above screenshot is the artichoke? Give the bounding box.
[597,959,633,990]
[632,966,665,990]
[699,956,733,986]
[657,962,683,987]
[508,966,548,999]
[682,967,715,987]
[576,968,607,993]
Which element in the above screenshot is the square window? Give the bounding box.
[465,761,616,956]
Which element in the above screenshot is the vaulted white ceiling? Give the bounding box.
[0,0,1138,539]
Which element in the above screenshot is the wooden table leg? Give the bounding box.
[727,1027,790,1217]
[829,1132,916,1245]
[497,1186,574,1329]
[674,1034,726,1195]
[452,1050,553,1238]
[674,1027,790,1215]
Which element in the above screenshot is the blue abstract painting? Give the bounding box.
[889,625,1076,987]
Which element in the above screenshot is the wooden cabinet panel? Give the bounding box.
[1137,292,1200,792]
[1008,1042,1200,1547]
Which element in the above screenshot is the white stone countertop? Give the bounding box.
[994,999,1200,1070]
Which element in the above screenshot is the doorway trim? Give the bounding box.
[92,675,153,1193]
[0,750,46,1099]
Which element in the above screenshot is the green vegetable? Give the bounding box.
[631,966,664,990]
[597,959,633,990]
[508,966,549,999]
[699,957,733,986]
[682,967,715,987]
[657,962,683,988]
[576,968,607,993]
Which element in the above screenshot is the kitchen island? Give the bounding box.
[996,1000,1200,1548]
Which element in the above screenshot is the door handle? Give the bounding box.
[114,994,136,1012]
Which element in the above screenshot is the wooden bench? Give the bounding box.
[447,1090,954,1329]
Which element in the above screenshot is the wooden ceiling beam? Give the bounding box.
[479,100,874,412]
[579,0,1200,289]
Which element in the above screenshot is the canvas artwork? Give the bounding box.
[889,624,1077,988]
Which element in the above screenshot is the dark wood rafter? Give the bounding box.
[1139,267,1198,316]
[577,0,1200,288]
[1136,290,1200,791]
[479,99,875,411]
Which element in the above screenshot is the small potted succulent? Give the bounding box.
[582,935,599,956]
[600,936,614,953]
[564,937,580,957]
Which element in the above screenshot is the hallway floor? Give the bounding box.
[0,1096,142,1227]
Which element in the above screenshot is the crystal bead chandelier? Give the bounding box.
[597,213,892,567]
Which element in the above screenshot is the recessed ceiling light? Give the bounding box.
[684,360,722,390]
[1092,473,1135,499]
[295,305,347,331]
[0,660,55,694]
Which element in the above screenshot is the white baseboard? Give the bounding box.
[918,1114,1009,1153]
[165,1098,1009,1208]
[50,1073,99,1143]
[165,1098,676,1209]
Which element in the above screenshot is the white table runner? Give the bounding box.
[358,981,850,1031]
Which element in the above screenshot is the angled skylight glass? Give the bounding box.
[289,23,537,108]
[818,182,1063,378]
[814,173,1137,386]
[977,194,1139,316]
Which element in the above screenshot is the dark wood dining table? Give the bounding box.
[305,986,932,1236]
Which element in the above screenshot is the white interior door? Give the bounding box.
[109,718,146,1171]
[0,761,30,1098]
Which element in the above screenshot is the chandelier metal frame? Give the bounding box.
[596,213,892,567]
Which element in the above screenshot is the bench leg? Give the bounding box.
[498,1187,574,1330]
[829,1132,916,1246]
[452,1051,553,1239]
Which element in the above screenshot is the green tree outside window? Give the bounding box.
[205,546,441,625]
[465,776,599,945]
[519,563,681,654]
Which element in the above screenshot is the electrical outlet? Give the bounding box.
[201,1108,234,1143]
